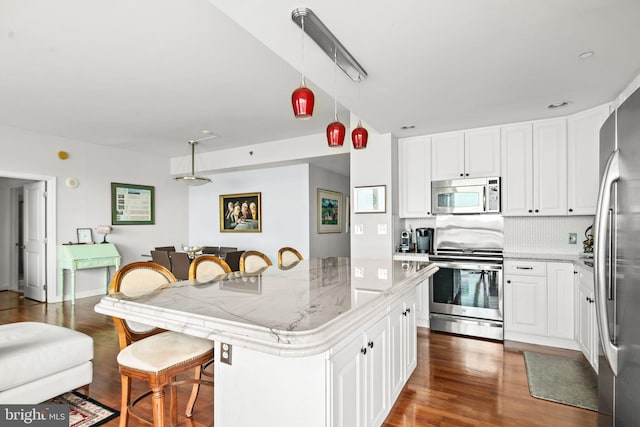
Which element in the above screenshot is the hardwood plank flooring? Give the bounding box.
[0,293,597,426]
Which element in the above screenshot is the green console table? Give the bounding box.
[58,243,121,304]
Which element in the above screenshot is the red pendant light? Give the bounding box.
[291,15,314,119]
[352,120,368,149]
[292,84,314,119]
[327,121,345,146]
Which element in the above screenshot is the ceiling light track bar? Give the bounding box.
[291,8,367,82]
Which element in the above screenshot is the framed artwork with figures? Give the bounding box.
[219,192,262,232]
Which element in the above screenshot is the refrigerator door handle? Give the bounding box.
[594,149,620,376]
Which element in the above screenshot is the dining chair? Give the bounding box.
[217,246,238,259]
[239,250,273,273]
[108,261,214,427]
[189,255,232,282]
[223,250,244,272]
[150,250,172,271]
[277,247,303,268]
[201,246,220,256]
[154,246,176,252]
[169,252,191,281]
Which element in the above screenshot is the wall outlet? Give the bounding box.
[569,233,577,244]
[377,268,388,280]
[377,224,387,235]
[220,342,232,365]
[355,267,364,278]
[354,224,364,235]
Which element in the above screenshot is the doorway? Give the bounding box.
[1,174,56,303]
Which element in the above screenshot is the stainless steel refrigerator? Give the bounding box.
[594,85,640,426]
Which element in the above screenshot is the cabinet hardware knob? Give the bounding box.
[535,209,539,213]
[528,209,533,213]
[506,280,511,284]
[406,308,411,313]
[574,271,578,274]
[368,341,374,349]
[361,347,367,355]
[465,173,469,176]
[402,311,407,317]
[569,208,573,212]
[460,173,464,177]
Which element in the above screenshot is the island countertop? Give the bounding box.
[94,257,437,357]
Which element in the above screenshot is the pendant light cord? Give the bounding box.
[333,48,338,121]
[300,16,305,86]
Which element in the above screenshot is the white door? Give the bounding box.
[23,181,47,302]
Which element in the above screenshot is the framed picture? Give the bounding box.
[76,228,93,244]
[353,185,386,213]
[317,189,343,233]
[220,192,262,232]
[111,183,155,225]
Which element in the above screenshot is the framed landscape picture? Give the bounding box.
[111,183,155,225]
[220,192,262,232]
[317,189,342,233]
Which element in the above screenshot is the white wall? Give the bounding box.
[188,164,311,262]
[0,124,189,302]
[309,165,350,257]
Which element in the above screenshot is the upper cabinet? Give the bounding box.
[502,119,567,216]
[567,104,610,215]
[398,136,432,218]
[431,128,500,180]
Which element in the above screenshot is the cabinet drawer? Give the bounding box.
[74,258,117,269]
[504,260,546,276]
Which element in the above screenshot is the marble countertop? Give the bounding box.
[95,257,438,357]
[504,252,594,271]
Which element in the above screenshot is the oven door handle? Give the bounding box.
[433,261,503,271]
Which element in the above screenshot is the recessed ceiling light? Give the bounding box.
[547,101,569,109]
[400,125,415,130]
[578,50,594,60]
[201,130,218,137]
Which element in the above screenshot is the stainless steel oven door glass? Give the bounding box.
[429,261,503,321]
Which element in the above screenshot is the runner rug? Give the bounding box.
[44,391,119,427]
[523,351,598,411]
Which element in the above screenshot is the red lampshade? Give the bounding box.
[326,121,346,147]
[352,123,368,149]
[291,85,315,119]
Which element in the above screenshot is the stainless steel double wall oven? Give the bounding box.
[428,215,504,340]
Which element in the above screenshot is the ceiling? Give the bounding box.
[1,0,639,164]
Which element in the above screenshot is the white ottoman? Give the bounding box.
[0,322,93,404]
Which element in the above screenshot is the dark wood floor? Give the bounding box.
[0,291,597,426]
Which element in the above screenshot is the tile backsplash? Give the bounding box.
[504,216,594,255]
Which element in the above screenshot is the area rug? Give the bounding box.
[44,391,119,427]
[523,351,598,411]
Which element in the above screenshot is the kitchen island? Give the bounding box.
[95,257,437,427]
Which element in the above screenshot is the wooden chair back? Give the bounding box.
[189,255,232,281]
[108,261,176,350]
[278,247,303,268]
[239,250,273,273]
[169,251,191,280]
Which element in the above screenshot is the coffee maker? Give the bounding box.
[415,227,434,254]
[400,229,412,252]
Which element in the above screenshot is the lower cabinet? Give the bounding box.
[575,266,598,371]
[504,260,576,349]
[330,290,417,427]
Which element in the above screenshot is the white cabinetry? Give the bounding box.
[575,266,598,371]
[389,292,417,403]
[431,128,500,180]
[504,260,577,349]
[330,316,390,427]
[567,104,610,215]
[501,119,567,216]
[330,290,418,427]
[398,136,431,217]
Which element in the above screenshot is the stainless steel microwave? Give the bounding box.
[431,177,501,214]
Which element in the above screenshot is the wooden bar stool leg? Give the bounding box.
[185,366,202,417]
[169,376,178,426]
[151,384,165,427]
[119,375,130,427]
